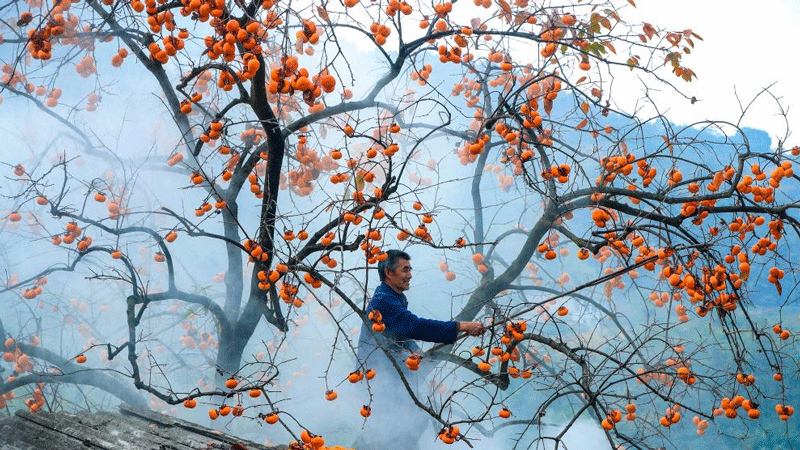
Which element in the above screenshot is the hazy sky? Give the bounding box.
[628,0,800,145]
[335,0,800,150]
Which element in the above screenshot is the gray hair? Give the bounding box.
[378,249,410,282]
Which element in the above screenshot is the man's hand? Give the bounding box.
[458,321,486,336]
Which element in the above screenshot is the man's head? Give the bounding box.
[379,249,412,293]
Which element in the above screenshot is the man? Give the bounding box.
[357,249,485,371]
[354,250,483,450]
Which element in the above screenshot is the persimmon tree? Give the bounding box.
[1,0,798,449]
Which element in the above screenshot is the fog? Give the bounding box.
[2,1,800,449]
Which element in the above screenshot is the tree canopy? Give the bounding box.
[1,0,799,449]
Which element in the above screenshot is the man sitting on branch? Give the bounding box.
[357,249,485,372]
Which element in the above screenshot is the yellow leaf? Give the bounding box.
[354,173,365,191]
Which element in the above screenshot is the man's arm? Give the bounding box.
[374,292,483,343]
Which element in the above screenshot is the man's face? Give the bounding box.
[385,258,412,293]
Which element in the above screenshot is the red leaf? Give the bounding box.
[496,0,512,22]
[496,0,512,13]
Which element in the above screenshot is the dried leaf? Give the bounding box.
[627,0,636,6]
[317,6,330,23]
[575,118,588,130]
[642,23,656,39]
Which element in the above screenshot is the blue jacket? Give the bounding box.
[357,282,459,369]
